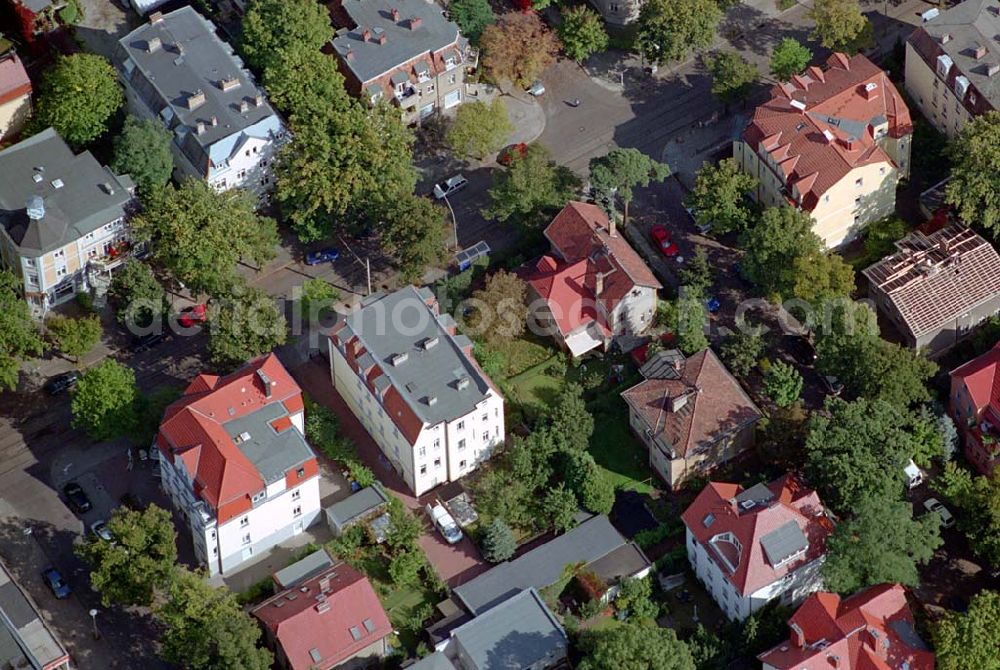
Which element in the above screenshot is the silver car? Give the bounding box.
[923,498,955,528]
[433,174,468,199]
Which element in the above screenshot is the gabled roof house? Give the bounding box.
[949,341,1000,475]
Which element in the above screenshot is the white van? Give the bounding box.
[426,503,463,544]
[904,460,923,489]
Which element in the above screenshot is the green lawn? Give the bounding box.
[588,402,655,494]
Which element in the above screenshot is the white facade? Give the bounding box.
[686,528,825,621]
[329,340,505,497]
[158,411,322,577]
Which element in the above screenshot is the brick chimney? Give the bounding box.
[789,622,805,648]
[362,27,371,41]
[146,36,162,53]
[594,271,605,297]
[608,213,617,237]
[409,16,422,29]
[390,7,400,21]
[149,10,163,23]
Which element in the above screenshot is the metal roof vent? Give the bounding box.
[425,395,437,406]
[146,36,162,53]
[25,196,44,221]
[32,173,42,183]
[789,99,806,111]
[51,179,63,189]
[100,182,115,195]
[422,336,439,350]
[391,352,409,366]
[456,376,470,391]
[309,649,322,663]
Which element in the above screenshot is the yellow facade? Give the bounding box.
[904,41,975,140]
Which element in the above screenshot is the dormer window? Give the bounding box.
[251,491,265,504]
[709,532,742,573]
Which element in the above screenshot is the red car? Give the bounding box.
[498,143,528,167]
[178,304,207,328]
[651,225,679,257]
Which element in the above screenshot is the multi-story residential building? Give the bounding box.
[0,128,136,316]
[586,0,641,26]
[116,7,286,196]
[949,341,1000,476]
[327,286,505,496]
[0,51,31,140]
[622,349,762,490]
[328,0,468,124]
[0,558,71,670]
[155,354,322,576]
[759,584,934,670]
[863,222,1000,354]
[520,201,662,357]
[906,0,1000,139]
[735,52,912,248]
[681,475,834,621]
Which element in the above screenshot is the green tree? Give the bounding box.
[675,290,709,355]
[937,463,1000,565]
[480,518,517,563]
[71,359,138,441]
[550,382,595,449]
[579,623,696,670]
[485,144,579,225]
[823,494,942,593]
[388,550,425,587]
[790,250,856,302]
[719,329,764,378]
[685,624,731,670]
[30,54,123,147]
[447,0,495,44]
[297,278,339,324]
[133,179,278,297]
[471,270,528,343]
[739,206,821,299]
[769,38,812,81]
[544,484,579,533]
[76,505,178,607]
[447,99,513,160]
[108,259,166,328]
[762,360,802,407]
[261,46,347,117]
[804,397,922,514]
[809,0,868,51]
[933,590,1000,670]
[558,6,609,62]
[0,272,43,390]
[380,194,450,283]
[685,158,757,235]
[384,498,424,554]
[589,148,670,225]
[563,451,614,515]
[678,246,713,295]
[614,576,659,620]
[480,12,560,87]
[46,314,101,363]
[207,285,287,368]
[945,111,1000,235]
[637,0,722,66]
[111,117,173,197]
[157,570,273,670]
[707,50,759,107]
[239,0,332,73]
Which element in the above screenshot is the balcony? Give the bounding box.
[394,85,416,101]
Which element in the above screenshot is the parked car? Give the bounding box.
[43,371,79,395]
[923,498,955,528]
[305,248,340,265]
[904,460,924,489]
[177,304,207,328]
[90,520,113,542]
[528,80,545,96]
[821,374,843,396]
[498,143,528,167]
[705,297,721,313]
[426,503,463,544]
[41,567,71,599]
[684,206,712,234]
[62,482,91,514]
[433,175,468,199]
[788,337,817,366]
[131,331,168,354]
[650,225,679,257]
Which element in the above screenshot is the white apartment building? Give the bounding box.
[155,354,322,576]
[681,477,833,621]
[0,128,136,316]
[116,7,286,197]
[327,286,505,496]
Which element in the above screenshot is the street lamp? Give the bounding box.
[89,608,100,640]
[442,194,459,250]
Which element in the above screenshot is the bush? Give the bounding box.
[634,519,684,549]
[75,291,94,312]
[58,0,79,24]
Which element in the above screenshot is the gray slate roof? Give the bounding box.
[331,0,461,84]
[324,485,390,528]
[759,520,809,567]
[917,0,1000,109]
[224,402,315,486]
[116,7,282,168]
[453,515,634,615]
[0,129,133,255]
[273,549,335,589]
[451,589,567,670]
[337,286,493,428]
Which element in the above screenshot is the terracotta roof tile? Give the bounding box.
[950,341,1000,414]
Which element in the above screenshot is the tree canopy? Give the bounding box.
[578,622,696,670]
[471,270,528,343]
[685,158,757,235]
[770,38,812,82]
[379,194,450,283]
[637,0,722,66]
[763,360,803,408]
[30,54,123,148]
[707,51,759,106]
[945,111,1000,236]
[447,0,495,44]
[71,359,139,441]
[589,148,670,224]
[558,6,609,62]
[480,12,560,87]
[109,259,166,328]
[480,518,516,563]
[46,314,102,363]
[809,0,868,51]
[823,494,941,593]
[739,206,822,299]
[239,0,332,73]
[76,504,178,607]
[446,99,513,160]
[485,144,579,225]
[111,117,174,197]
[933,590,1000,670]
[207,285,287,368]
[0,271,43,390]
[937,463,1000,565]
[133,179,278,297]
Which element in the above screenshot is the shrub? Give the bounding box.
[481,518,517,563]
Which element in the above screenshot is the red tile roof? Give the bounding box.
[519,257,612,339]
[743,53,911,210]
[681,475,833,596]
[950,341,1000,416]
[0,52,30,107]
[157,354,305,514]
[621,349,761,459]
[541,201,661,312]
[759,584,934,670]
[251,561,392,670]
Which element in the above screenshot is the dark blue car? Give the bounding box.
[305,248,340,265]
[42,567,71,599]
[706,297,721,313]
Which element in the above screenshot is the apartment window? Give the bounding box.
[292,489,301,500]
[482,413,488,422]
[245,150,251,157]
[425,84,435,94]
[420,465,427,475]
[23,258,34,268]
[26,274,38,287]
[434,458,441,468]
[448,74,456,85]
[483,432,489,443]
[297,467,305,478]
[53,249,65,259]
[459,460,467,469]
[854,196,862,206]
[855,178,863,187]
[55,266,67,278]
[610,2,619,9]
[252,491,265,503]
[456,421,465,431]
[237,169,247,180]
[293,505,302,517]
[823,194,830,203]
[212,546,218,555]
[933,78,939,89]
[879,167,886,176]
[458,439,466,451]
[419,446,426,457]
[240,516,249,527]
[242,533,251,545]
[433,438,440,449]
